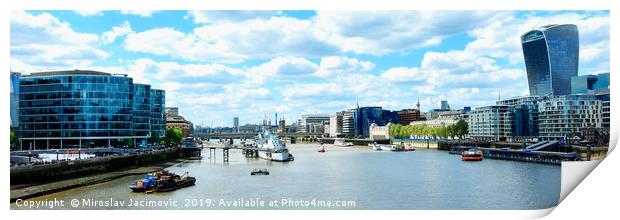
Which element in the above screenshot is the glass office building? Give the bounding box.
[133,84,151,147]
[150,89,166,138]
[18,70,165,150]
[521,24,579,97]
[10,72,21,127]
[496,96,541,138]
[571,72,610,94]
[354,107,400,138]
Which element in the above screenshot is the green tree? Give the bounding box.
[150,129,162,144]
[10,131,17,147]
[163,128,183,147]
[127,139,135,148]
[454,120,469,139]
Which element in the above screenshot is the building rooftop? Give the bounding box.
[26,69,126,77]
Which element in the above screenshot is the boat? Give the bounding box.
[318,144,326,153]
[403,143,416,151]
[152,172,196,192]
[462,148,483,161]
[129,173,157,192]
[333,138,351,147]
[251,168,270,175]
[129,170,178,193]
[370,143,382,151]
[256,129,293,162]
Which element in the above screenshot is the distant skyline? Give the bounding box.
[10,10,610,127]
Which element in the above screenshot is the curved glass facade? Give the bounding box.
[18,70,165,149]
[521,24,579,97]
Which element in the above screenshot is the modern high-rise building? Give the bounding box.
[440,100,450,111]
[233,117,239,132]
[596,91,610,129]
[150,89,166,138]
[496,96,541,138]
[397,109,421,125]
[17,70,165,150]
[329,112,343,137]
[133,84,151,147]
[10,72,21,128]
[538,94,602,140]
[299,114,330,133]
[354,107,400,138]
[467,105,512,141]
[342,109,356,136]
[521,24,579,96]
[571,72,610,94]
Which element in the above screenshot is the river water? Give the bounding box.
[12,144,560,210]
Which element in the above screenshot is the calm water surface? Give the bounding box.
[12,144,560,210]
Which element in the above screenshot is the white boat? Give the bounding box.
[374,144,404,151]
[380,144,395,151]
[334,138,352,147]
[370,143,382,151]
[256,129,293,162]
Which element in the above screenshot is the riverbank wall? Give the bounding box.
[318,138,390,145]
[10,148,179,185]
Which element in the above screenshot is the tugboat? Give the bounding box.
[130,170,196,193]
[129,173,157,192]
[462,148,483,161]
[251,168,270,175]
[152,171,196,192]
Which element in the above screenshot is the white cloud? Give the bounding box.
[122,16,340,62]
[313,11,494,55]
[251,56,318,76]
[75,10,103,16]
[188,10,282,24]
[124,27,245,62]
[10,11,108,73]
[464,11,610,74]
[102,21,133,44]
[315,56,374,77]
[120,10,159,17]
[380,67,427,83]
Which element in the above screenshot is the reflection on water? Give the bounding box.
[12,144,560,210]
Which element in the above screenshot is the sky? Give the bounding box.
[10,10,610,127]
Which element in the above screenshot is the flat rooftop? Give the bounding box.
[26,70,126,77]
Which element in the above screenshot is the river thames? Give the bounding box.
[12,144,560,210]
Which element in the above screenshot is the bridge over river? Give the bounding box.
[193,132,324,139]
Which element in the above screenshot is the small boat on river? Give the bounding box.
[152,172,196,192]
[130,170,195,193]
[318,144,326,153]
[462,148,483,161]
[251,168,270,175]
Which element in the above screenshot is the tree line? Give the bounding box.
[389,119,469,139]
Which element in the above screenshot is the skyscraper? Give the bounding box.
[521,24,579,96]
[233,117,239,132]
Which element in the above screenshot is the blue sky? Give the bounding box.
[10,10,610,127]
